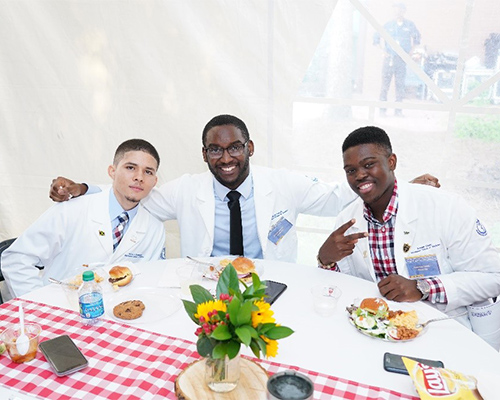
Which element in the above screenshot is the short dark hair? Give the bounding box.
[113,139,160,169]
[202,114,250,146]
[342,126,392,155]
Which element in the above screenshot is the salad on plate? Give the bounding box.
[347,297,425,341]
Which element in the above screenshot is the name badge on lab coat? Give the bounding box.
[405,254,441,279]
[268,217,292,245]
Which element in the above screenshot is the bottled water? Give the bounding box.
[78,271,104,326]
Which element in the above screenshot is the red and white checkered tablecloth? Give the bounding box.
[0,300,418,400]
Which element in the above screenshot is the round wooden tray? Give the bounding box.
[175,357,269,399]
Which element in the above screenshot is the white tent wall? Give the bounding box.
[0,0,338,258]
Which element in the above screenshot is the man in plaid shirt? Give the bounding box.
[317,126,500,329]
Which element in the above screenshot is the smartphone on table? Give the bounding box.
[383,352,444,375]
[39,335,89,376]
[264,280,288,305]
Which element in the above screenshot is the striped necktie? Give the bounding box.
[112,212,129,251]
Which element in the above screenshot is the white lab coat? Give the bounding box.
[143,165,356,262]
[334,181,500,326]
[2,188,166,297]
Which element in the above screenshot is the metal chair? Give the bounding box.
[0,238,17,304]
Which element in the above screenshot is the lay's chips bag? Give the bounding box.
[402,357,483,399]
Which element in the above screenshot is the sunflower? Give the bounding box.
[251,300,275,327]
[194,300,227,321]
[261,336,279,358]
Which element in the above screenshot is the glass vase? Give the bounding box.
[205,352,240,392]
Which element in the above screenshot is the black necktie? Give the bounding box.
[227,190,244,256]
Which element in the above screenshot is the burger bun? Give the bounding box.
[360,297,388,314]
[231,257,256,275]
[108,265,133,287]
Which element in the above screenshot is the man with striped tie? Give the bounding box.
[2,139,166,297]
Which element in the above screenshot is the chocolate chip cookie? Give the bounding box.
[113,300,146,320]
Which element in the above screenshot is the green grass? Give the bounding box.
[455,114,500,141]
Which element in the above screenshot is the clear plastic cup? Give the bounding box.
[176,263,203,297]
[0,323,42,363]
[62,283,80,311]
[311,284,342,317]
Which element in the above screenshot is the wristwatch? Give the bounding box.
[316,254,337,270]
[416,279,430,300]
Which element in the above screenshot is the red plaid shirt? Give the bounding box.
[321,181,447,303]
[362,180,447,304]
[363,181,399,280]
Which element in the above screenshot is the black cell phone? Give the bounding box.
[383,352,444,375]
[264,280,287,305]
[39,335,89,376]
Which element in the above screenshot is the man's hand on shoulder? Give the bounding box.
[410,173,440,188]
[378,274,422,302]
[318,219,368,266]
[49,176,88,202]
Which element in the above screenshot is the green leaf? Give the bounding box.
[256,336,267,357]
[197,335,215,357]
[258,323,276,334]
[211,324,232,341]
[242,291,266,302]
[265,326,294,340]
[242,285,255,298]
[251,272,262,287]
[216,264,240,298]
[249,340,261,358]
[237,300,253,325]
[242,279,266,301]
[190,284,214,304]
[245,325,259,339]
[212,342,229,359]
[226,340,240,359]
[235,326,252,346]
[232,290,244,302]
[227,296,241,325]
[239,279,249,290]
[182,300,199,324]
[212,340,241,360]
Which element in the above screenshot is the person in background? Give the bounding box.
[2,139,166,297]
[317,126,500,333]
[373,2,421,117]
[49,115,438,263]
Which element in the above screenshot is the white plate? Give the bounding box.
[105,287,182,324]
[347,302,428,342]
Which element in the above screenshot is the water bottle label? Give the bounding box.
[79,293,104,319]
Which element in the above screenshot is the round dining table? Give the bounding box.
[16,257,500,398]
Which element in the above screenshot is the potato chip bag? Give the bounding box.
[402,357,483,399]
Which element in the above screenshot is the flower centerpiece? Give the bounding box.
[182,263,294,393]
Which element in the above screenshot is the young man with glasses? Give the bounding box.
[49,115,438,263]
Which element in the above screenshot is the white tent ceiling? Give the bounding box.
[0,0,337,253]
[2,0,500,261]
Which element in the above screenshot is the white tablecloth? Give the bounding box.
[21,258,500,397]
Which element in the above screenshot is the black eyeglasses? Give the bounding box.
[204,141,248,159]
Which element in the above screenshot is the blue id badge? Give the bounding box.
[405,254,441,279]
[268,217,293,245]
